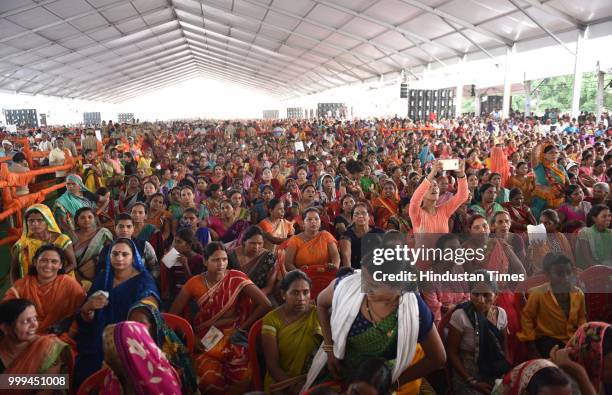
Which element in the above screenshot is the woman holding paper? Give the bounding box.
[169,242,272,394]
[526,209,574,274]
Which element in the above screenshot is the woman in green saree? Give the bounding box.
[53,174,97,236]
[71,207,113,283]
[262,270,322,394]
[303,235,446,395]
[576,204,612,268]
[131,202,165,260]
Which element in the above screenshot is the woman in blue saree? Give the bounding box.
[74,238,159,388]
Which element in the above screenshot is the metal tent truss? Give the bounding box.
[0,0,611,103]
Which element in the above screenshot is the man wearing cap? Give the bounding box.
[0,140,17,158]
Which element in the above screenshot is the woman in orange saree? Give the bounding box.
[169,242,272,395]
[0,299,71,391]
[371,180,399,230]
[3,245,85,335]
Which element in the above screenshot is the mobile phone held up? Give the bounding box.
[439,159,459,171]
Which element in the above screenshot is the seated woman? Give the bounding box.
[447,270,511,395]
[127,302,199,395]
[262,270,322,394]
[251,185,276,224]
[53,174,97,236]
[491,359,572,395]
[208,200,251,245]
[131,202,164,259]
[333,194,355,237]
[0,299,72,380]
[228,226,277,295]
[470,183,505,218]
[303,239,445,394]
[371,180,399,229]
[564,322,612,395]
[339,202,384,269]
[71,207,113,283]
[518,253,586,360]
[171,185,209,229]
[100,321,182,394]
[503,188,537,233]
[146,192,173,241]
[284,207,340,272]
[74,238,159,388]
[228,189,251,221]
[419,234,469,325]
[294,183,330,233]
[388,197,412,233]
[162,227,205,300]
[491,210,526,264]
[118,175,145,213]
[507,161,534,204]
[3,245,86,334]
[11,204,77,282]
[259,198,294,253]
[576,204,612,268]
[557,185,591,233]
[526,209,574,274]
[169,242,272,394]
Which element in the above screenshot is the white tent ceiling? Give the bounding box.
[0,0,611,103]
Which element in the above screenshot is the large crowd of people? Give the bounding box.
[0,109,611,395]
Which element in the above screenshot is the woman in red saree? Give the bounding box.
[0,299,71,389]
[169,242,272,394]
[371,180,399,229]
[503,188,537,233]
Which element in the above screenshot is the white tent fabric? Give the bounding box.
[1,0,611,103]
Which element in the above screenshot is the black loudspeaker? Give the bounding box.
[400,83,408,98]
[406,89,455,120]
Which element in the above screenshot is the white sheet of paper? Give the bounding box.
[161,247,180,269]
[527,223,547,244]
[95,130,102,141]
[294,141,305,151]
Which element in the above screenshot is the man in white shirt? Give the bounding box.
[38,134,53,151]
[48,137,71,178]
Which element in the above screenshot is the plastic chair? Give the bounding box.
[162,312,195,354]
[77,368,108,395]
[515,274,548,294]
[302,265,337,302]
[579,265,612,293]
[579,265,612,322]
[248,319,265,391]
